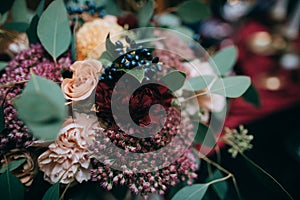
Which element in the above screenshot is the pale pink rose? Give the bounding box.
[38,113,98,184]
[183,59,226,113]
[61,60,103,101]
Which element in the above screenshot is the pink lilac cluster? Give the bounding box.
[0,44,71,153]
[90,108,198,195]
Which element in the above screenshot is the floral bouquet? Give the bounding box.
[0,0,294,200]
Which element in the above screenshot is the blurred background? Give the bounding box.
[0,0,300,199]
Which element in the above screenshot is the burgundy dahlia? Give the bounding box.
[0,44,71,153]
[95,75,173,132]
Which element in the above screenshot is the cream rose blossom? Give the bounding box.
[38,113,98,184]
[182,59,226,113]
[61,59,103,101]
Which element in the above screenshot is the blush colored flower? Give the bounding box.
[76,16,123,60]
[61,59,103,101]
[38,113,98,184]
[182,59,226,113]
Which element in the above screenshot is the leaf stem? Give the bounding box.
[0,80,28,88]
[240,153,294,200]
[59,166,80,200]
[207,173,231,185]
[195,150,242,200]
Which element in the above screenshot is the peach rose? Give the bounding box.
[38,113,98,184]
[76,16,123,60]
[61,60,103,101]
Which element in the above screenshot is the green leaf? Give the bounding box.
[105,0,120,16]
[194,122,215,148]
[0,61,8,71]
[99,52,113,66]
[14,74,66,140]
[3,22,29,32]
[173,26,194,39]
[105,33,116,60]
[0,171,24,200]
[0,158,26,174]
[169,182,188,199]
[71,17,78,62]
[138,0,154,27]
[242,84,260,107]
[175,0,210,23]
[206,170,228,200]
[36,0,45,17]
[0,0,15,15]
[210,46,238,75]
[183,75,215,91]
[42,182,60,200]
[26,15,39,44]
[171,183,209,200]
[11,0,35,23]
[121,68,145,83]
[160,71,186,92]
[37,0,71,61]
[210,76,251,98]
[0,12,9,26]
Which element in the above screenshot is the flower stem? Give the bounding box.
[195,150,243,200]
[240,153,294,200]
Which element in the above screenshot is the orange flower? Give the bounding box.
[38,113,98,184]
[61,59,103,101]
[76,15,123,60]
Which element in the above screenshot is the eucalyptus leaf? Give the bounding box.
[36,0,45,17]
[14,74,66,140]
[206,170,228,200]
[0,61,8,71]
[171,183,209,200]
[105,33,117,60]
[242,84,260,107]
[169,182,188,199]
[121,68,144,83]
[210,46,238,75]
[105,0,120,16]
[0,12,9,26]
[160,71,186,92]
[0,158,26,174]
[71,17,78,62]
[183,75,215,91]
[99,52,113,66]
[11,0,35,23]
[0,0,15,14]
[173,26,194,39]
[0,171,24,200]
[194,122,215,148]
[26,15,39,44]
[210,76,251,98]
[0,107,4,133]
[175,0,210,23]
[37,0,71,61]
[3,22,29,32]
[138,0,154,27]
[42,182,60,200]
